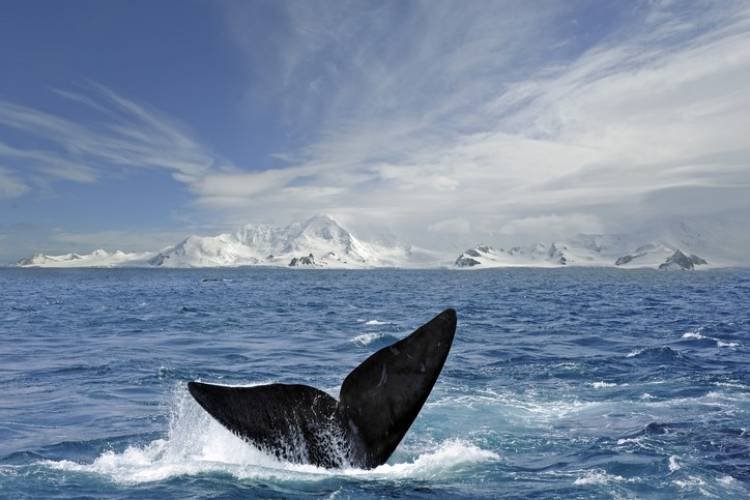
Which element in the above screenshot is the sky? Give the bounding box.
[1,0,749,262]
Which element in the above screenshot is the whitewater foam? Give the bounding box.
[673,475,707,489]
[42,387,498,484]
[342,440,498,480]
[681,329,740,348]
[426,388,605,424]
[589,381,618,389]
[718,475,739,487]
[350,333,387,346]
[626,348,645,358]
[573,469,632,486]
[681,330,706,340]
[717,340,740,348]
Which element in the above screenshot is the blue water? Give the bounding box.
[1,268,749,498]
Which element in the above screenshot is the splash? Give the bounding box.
[351,332,386,346]
[43,387,498,484]
[350,332,398,346]
[345,440,499,480]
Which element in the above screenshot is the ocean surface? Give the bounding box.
[1,268,749,499]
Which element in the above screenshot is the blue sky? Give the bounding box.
[1,0,749,262]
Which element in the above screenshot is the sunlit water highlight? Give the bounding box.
[1,268,749,498]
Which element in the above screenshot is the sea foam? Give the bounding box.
[44,387,498,484]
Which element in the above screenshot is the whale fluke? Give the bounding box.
[188,308,457,469]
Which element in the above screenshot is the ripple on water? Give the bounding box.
[0,267,748,498]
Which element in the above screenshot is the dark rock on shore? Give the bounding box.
[658,250,708,270]
[289,253,316,267]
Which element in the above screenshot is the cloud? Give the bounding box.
[0,166,29,198]
[50,228,193,253]
[499,214,604,242]
[0,142,96,183]
[0,82,230,194]
[3,1,749,256]
[206,0,750,249]
[428,217,472,235]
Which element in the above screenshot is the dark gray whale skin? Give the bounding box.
[188,308,457,469]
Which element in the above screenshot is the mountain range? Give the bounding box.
[15,215,732,270]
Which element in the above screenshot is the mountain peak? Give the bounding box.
[143,215,409,268]
[301,213,341,226]
[292,214,347,238]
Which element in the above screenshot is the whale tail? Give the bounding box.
[188,308,457,469]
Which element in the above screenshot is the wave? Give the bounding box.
[625,346,690,361]
[717,340,740,348]
[344,440,498,480]
[573,469,633,486]
[589,381,619,389]
[680,329,740,348]
[426,388,607,423]
[681,330,706,340]
[42,388,498,484]
[350,333,398,347]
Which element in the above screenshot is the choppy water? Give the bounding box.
[1,268,749,498]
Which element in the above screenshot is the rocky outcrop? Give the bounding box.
[547,243,567,265]
[615,254,634,266]
[455,255,481,267]
[690,254,708,265]
[455,245,496,267]
[658,250,708,270]
[454,242,570,267]
[289,253,316,267]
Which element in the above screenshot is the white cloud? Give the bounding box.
[203,1,750,250]
[428,217,472,235]
[0,166,29,198]
[3,1,750,256]
[0,83,230,191]
[0,142,96,183]
[499,214,604,242]
[50,228,193,253]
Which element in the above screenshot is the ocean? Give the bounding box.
[1,267,748,498]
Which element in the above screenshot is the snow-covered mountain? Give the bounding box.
[657,250,708,271]
[455,243,568,268]
[14,216,732,270]
[454,234,710,270]
[149,215,416,268]
[16,249,153,268]
[14,215,433,269]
